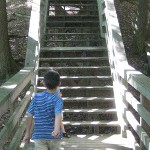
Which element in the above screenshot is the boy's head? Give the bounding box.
[44,70,60,90]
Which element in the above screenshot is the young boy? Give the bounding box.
[25,70,63,150]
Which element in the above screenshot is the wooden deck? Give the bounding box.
[21,134,133,150]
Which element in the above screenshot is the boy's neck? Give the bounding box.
[47,89,57,94]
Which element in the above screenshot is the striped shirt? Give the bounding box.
[27,89,63,140]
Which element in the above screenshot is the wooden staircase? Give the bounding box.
[29,0,124,144]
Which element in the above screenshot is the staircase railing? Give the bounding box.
[0,0,48,149]
[97,0,150,149]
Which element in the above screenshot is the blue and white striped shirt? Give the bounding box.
[27,89,63,140]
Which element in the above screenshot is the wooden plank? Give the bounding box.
[48,15,99,18]
[25,0,41,67]
[0,67,33,117]
[126,111,150,150]
[0,87,33,149]
[39,66,110,69]
[41,46,107,51]
[7,115,27,150]
[44,33,98,35]
[125,92,150,127]
[63,120,120,126]
[63,108,117,114]
[38,76,112,79]
[44,40,100,42]
[49,4,97,6]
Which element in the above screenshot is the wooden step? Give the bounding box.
[63,97,115,109]
[44,40,100,43]
[47,21,99,23]
[63,97,115,101]
[49,9,98,12]
[46,27,99,30]
[63,108,116,114]
[38,66,111,76]
[44,33,99,36]
[63,108,117,121]
[38,76,112,86]
[22,134,133,150]
[39,57,109,67]
[63,120,120,134]
[38,76,112,80]
[47,15,99,18]
[47,16,98,22]
[49,4,97,7]
[37,86,114,97]
[49,0,97,2]
[39,57,108,61]
[41,46,107,51]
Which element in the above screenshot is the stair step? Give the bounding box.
[49,4,97,7]
[49,10,98,12]
[37,86,114,97]
[38,76,112,79]
[63,108,116,113]
[47,21,99,23]
[63,97,115,101]
[49,0,97,2]
[38,66,111,76]
[47,16,98,21]
[44,33,99,36]
[37,86,113,90]
[46,27,99,31]
[41,46,107,51]
[64,120,119,126]
[48,15,99,18]
[40,47,108,58]
[21,134,132,150]
[63,121,120,134]
[63,109,117,121]
[39,57,109,67]
[44,40,100,43]
[38,76,112,86]
[39,57,108,61]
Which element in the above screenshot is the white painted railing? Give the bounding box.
[97,0,150,149]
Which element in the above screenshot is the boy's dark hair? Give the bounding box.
[44,70,60,90]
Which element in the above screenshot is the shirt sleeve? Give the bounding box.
[27,97,34,116]
[56,88,60,96]
[55,97,63,114]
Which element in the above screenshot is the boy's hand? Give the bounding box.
[24,133,30,144]
[59,92,62,97]
[52,130,60,138]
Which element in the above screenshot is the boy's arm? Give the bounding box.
[52,114,61,138]
[52,97,63,138]
[25,114,33,143]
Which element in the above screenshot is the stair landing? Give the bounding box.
[21,134,133,150]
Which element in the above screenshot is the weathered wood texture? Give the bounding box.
[97,0,150,149]
[0,68,34,149]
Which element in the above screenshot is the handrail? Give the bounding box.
[0,67,34,149]
[97,0,150,149]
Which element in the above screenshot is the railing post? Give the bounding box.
[140,95,149,150]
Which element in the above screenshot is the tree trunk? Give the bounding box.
[133,0,149,54]
[0,0,17,83]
